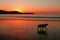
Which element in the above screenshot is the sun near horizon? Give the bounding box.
[12,9,23,12]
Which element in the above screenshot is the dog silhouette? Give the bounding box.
[38,24,48,31]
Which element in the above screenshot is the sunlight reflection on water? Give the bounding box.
[0,20,60,40]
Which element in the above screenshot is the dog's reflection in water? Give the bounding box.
[38,30,48,40]
[38,29,48,35]
[37,24,48,40]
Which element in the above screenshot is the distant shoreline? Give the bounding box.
[0,13,34,14]
[0,10,34,14]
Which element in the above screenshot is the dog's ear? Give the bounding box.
[45,24,48,26]
[47,24,48,26]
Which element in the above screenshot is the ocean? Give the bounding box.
[0,14,60,20]
[0,14,60,40]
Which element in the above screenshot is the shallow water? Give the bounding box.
[0,20,60,40]
[0,14,60,21]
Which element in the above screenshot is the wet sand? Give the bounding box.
[0,20,60,40]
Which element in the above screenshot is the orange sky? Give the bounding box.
[0,0,60,13]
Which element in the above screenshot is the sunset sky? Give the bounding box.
[0,0,60,13]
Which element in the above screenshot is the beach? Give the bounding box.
[0,14,60,40]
